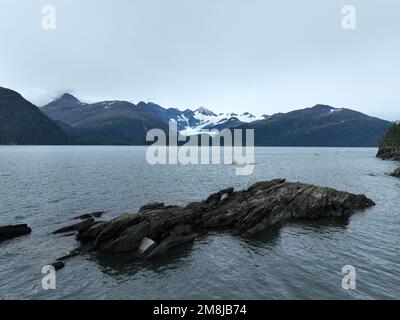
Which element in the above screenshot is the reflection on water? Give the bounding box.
[94,216,351,275]
[96,241,196,277]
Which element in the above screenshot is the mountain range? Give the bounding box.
[41,94,263,144]
[0,86,393,146]
[239,104,391,147]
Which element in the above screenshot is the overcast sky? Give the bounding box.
[0,0,399,120]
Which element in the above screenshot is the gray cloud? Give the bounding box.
[0,0,399,120]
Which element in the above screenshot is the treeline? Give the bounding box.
[380,123,400,147]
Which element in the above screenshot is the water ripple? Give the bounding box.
[0,146,399,299]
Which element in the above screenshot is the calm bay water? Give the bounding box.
[0,146,399,299]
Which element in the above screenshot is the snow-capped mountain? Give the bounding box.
[135,102,263,135]
[41,95,264,142]
[177,107,263,135]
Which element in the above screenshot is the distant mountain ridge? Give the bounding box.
[0,87,69,145]
[42,94,169,145]
[41,93,391,147]
[238,104,392,147]
[41,94,262,144]
[0,85,392,146]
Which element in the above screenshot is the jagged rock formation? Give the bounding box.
[61,179,375,260]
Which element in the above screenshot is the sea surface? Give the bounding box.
[0,146,399,299]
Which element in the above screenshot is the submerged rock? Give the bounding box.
[0,224,32,243]
[71,211,106,220]
[76,179,375,259]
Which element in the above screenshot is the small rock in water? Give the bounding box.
[52,261,65,271]
[0,224,32,243]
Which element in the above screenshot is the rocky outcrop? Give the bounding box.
[390,167,400,178]
[377,123,400,160]
[74,179,375,260]
[0,224,32,243]
[377,147,400,161]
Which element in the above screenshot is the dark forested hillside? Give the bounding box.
[377,122,400,160]
[0,87,70,145]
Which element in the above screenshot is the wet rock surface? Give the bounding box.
[51,261,65,271]
[71,179,375,260]
[0,224,32,243]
